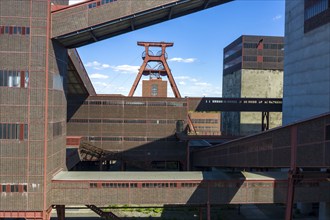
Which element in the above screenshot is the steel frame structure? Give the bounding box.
[128,41,181,98]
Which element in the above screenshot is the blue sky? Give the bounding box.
[69,0,285,97]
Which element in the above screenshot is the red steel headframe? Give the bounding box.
[128,41,181,98]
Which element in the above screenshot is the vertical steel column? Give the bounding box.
[56,205,65,220]
[199,207,203,220]
[207,182,211,220]
[285,125,298,220]
[186,141,190,171]
[207,202,211,220]
[261,111,270,131]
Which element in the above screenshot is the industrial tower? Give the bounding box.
[128,42,181,98]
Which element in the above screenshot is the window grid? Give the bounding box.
[0,70,29,88]
[0,124,28,140]
[0,26,30,36]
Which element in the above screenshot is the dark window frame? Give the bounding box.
[304,0,330,33]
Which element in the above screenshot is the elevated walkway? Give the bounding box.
[51,171,330,206]
[192,112,330,168]
[51,0,232,48]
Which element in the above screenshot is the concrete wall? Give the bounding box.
[240,69,283,135]
[222,70,241,135]
[283,1,330,125]
[222,69,283,136]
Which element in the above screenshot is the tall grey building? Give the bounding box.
[283,0,330,125]
[222,35,284,136]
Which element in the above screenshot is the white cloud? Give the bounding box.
[175,76,198,82]
[179,81,186,85]
[93,82,110,87]
[89,73,109,79]
[273,14,282,21]
[194,82,211,87]
[168,57,197,63]
[111,65,140,74]
[175,76,190,80]
[85,61,139,73]
[85,61,111,70]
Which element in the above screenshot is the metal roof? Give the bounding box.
[52,171,287,181]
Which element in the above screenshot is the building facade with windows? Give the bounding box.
[0,0,67,216]
[283,0,330,125]
[142,78,168,97]
[222,35,284,136]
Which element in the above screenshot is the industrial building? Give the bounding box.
[0,0,330,220]
[283,0,330,125]
[222,35,284,136]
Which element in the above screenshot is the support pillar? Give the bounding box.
[285,125,298,220]
[186,141,190,171]
[319,202,330,220]
[56,205,65,220]
[121,161,126,171]
[207,202,211,220]
[261,111,270,131]
[199,207,203,220]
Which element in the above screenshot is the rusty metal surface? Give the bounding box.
[192,113,330,168]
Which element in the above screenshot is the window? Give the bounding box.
[53,74,63,90]
[123,137,145,142]
[11,185,19,192]
[151,84,158,96]
[243,56,257,62]
[88,2,97,8]
[90,183,98,188]
[0,124,28,140]
[0,70,29,88]
[181,183,199,187]
[224,56,242,69]
[305,0,328,20]
[89,119,101,123]
[101,0,117,5]
[0,184,27,193]
[243,43,258,48]
[304,0,330,32]
[0,26,30,36]
[102,137,122,141]
[53,122,62,137]
[326,125,330,141]
[167,102,186,107]
[263,56,278,62]
[170,183,177,188]
[124,101,146,106]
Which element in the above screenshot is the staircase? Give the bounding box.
[86,204,121,220]
[79,141,121,162]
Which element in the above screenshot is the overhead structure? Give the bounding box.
[51,0,233,48]
[128,41,181,98]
